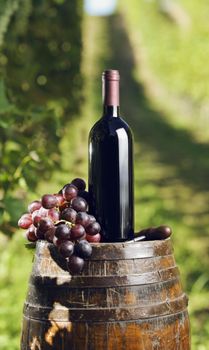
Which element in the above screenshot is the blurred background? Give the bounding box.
[0,0,209,348]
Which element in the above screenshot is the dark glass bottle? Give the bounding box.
[88,70,134,242]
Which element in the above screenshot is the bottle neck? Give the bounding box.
[102,70,120,118]
[103,105,120,117]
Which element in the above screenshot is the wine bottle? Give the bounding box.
[88,69,134,242]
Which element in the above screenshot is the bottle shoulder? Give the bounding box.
[89,116,133,140]
[89,118,103,134]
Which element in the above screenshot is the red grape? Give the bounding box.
[41,194,58,209]
[48,208,59,222]
[58,241,74,258]
[52,236,63,247]
[25,225,37,242]
[18,213,32,229]
[28,200,42,213]
[32,210,42,227]
[53,236,68,248]
[38,218,54,233]
[88,215,96,225]
[67,255,84,274]
[75,240,92,258]
[71,178,86,191]
[61,208,77,223]
[59,202,69,212]
[86,222,101,235]
[78,190,89,203]
[45,226,56,243]
[77,232,87,241]
[76,212,90,227]
[86,233,101,243]
[36,218,54,239]
[39,207,49,216]
[58,183,70,194]
[70,224,85,240]
[32,207,48,227]
[36,228,45,239]
[54,193,65,207]
[71,197,87,212]
[63,184,78,201]
[55,224,71,240]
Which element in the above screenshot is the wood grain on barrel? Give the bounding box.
[21,239,190,349]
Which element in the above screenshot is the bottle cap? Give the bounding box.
[102,70,120,106]
[102,70,120,81]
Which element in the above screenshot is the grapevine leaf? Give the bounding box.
[25,242,36,250]
[0,79,13,114]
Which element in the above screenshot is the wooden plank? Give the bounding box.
[35,239,173,261]
[23,294,188,322]
[31,266,180,288]
[87,323,108,350]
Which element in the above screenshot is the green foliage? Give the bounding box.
[0,233,32,350]
[120,0,209,105]
[119,1,209,348]
[0,15,103,349]
[0,0,83,235]
[119,0,209,141]
[0,0,19,48]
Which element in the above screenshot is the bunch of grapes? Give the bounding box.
[18,178,101,274]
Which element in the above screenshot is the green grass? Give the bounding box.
[1,3,209,349]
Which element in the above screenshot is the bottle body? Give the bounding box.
[88,110,134,242]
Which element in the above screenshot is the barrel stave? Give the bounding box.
[21,312,190,350]
[21,240,190,349]
[26,277,183,310]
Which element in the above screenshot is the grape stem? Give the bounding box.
[54,220,75,227]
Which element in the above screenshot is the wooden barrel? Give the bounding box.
[21,239,190,350]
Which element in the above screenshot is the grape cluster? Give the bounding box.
[18,178,101,274]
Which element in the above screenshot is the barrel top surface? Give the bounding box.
[36,238,173,261]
